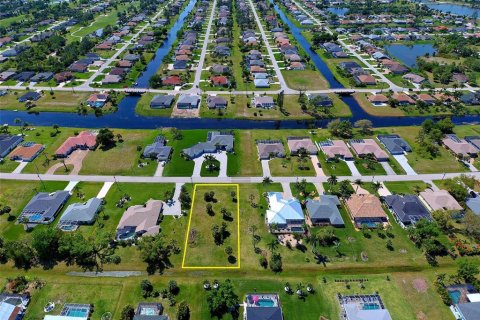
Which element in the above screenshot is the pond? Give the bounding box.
[384,43,437,68]
[413,0,480,17]
[327,7,349,17]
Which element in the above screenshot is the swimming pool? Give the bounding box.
[66,308,89,317]
[449,290,462,304]
[257,299,275,307]
[362,303,380,310]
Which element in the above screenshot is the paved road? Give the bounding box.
[1,171,478,184]
[248,0,292,93]
[191,0,217,90]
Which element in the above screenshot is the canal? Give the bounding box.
[0,0,479,129]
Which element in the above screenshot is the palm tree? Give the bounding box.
[372,181,382,193]
[327,175,338,192]
[267,239,279,253]
[354,179,363,192]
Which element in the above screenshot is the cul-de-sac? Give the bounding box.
[0,0,480,319]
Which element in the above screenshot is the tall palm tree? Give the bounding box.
[372,181,382,193]
[354,178,363,192]
[267,239,279,253]
[327,175,338,192]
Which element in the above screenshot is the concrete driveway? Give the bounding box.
[281,182,293,198]
[163,182,183,216]
[381,162,397,175]
[192,152,228,177]
[393,155,417,175]
[311,155,325,176]
[345,160,361,176]
[46,149,89,175]
[261,159,271,177]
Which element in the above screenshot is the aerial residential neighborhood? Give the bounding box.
[0,0,480,319]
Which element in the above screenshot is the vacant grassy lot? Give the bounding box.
[80,129,158,176]
[384,181,429,195]
[183,185,239,268]
[282,69,328,90]
[269,156,315,177]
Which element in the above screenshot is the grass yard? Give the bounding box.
[317,274,417,320]
[182,185,240,268]
[282,69,328,90]
[200,159,220,177]
[0,159,20,173]
[384,181,429,195]
[316,153,352,176]
[80,129,158,176]
[374,126,468,174]
[226,130,262,177]
[0,180,68,241]
[269,157,315,177]
[353,157,387,176]
[162,130,209,177]
[135,93,174,117]
[394,272,454,320]
[24,282,123,320]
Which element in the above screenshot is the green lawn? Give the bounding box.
[354,157,387,176]
[24,282,122,320]
[316,152,352,176]
[282,69,328,90]
[162,130,209,177]
[0,180,68,241]
[384,181,429,195]
[200,159,220,177]
[0,159,20,173]
[80,129,158,176]
[183,185,239,268]
[269,157,315,177]
[135,93,175,117]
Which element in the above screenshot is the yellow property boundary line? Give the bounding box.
[181,184,241,269]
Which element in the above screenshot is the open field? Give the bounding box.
[182,184,240,268]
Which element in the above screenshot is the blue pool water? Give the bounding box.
[363,303,380,310]
[66,309,89,317]
[449,290,462,304]
[257,299,275,307]
[384,43,437,69]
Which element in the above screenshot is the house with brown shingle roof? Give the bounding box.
[416,93,436,105]
[348,139,389,161]
[392,93,415,105]
[344,194,387,228]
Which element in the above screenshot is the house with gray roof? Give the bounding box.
[377,134,412,155]
[344,303,392,320]
[306,195,345,227]
[466,197,480,216]
[465,136,480,151]
[182,132,234,159]
[245,293,283,320]
[18,191,71,225]
[451,301,480,320]
[58,197,103,230]
[384,194,431,227]
[0,134,23,158]
[150,95,174,109]
[207,95,227,109]
[256,140,285,160]
[177,94,200,109]
[133,302,167,320]
[143,135,172,162]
